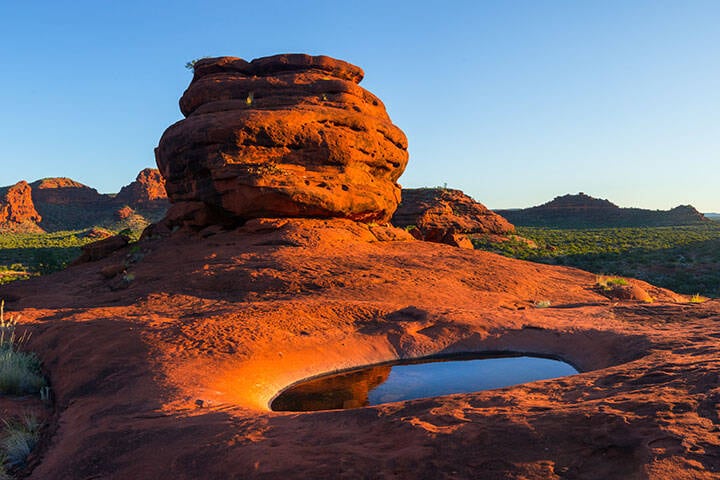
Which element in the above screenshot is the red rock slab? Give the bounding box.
[0,219,717,479]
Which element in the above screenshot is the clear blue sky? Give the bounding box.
[1,1,718,211]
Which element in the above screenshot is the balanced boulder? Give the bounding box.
[156,54,409,227]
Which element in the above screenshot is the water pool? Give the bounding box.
[271,354,578,412]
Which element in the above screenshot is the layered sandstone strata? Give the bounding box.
[155,54,408,227]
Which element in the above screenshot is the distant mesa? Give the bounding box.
[155,53,409,229]
[0,169,168,233]
[30,177,104,205]
[392,188,515,248]
[496,192,709,228]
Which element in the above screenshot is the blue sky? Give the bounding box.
[1,1,718,211]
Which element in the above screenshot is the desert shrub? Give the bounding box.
[596,276,628,289]
[689,293,706,303]
[185,56,210,71]
[1,414,40,468]
[0,302,46,395]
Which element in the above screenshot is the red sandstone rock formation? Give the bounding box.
[0,172,169,232]
[116,168,167,205]
[392,188,515,248]
[0,181,42,228]
[29,177,104,205]
[155,54,408,227]
[2,218,716,480]
[114,205,134,220]
[71,233,129,264]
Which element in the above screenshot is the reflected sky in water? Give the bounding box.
[272,355,578,412]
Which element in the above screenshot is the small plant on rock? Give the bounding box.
[185,57,210,71]
[689,293,706,303]
[596,275,628,290]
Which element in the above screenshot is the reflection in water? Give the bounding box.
[271,355,578,412]
[271,366,392,412]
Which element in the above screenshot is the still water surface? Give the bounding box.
[271,354,578,412]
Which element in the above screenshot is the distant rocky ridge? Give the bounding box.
[391,188,516,248]
[0,168,168,233]
[496,192,709,228]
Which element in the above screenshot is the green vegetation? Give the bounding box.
[0,303,46,477]
[472,224,720,297]
[0,302,46,395]
[596,275,628,289]
[689,293,707,303]
[185,56,210,71]
[0,414,41,475]
[0,231,84,283]
[0,227,141,284]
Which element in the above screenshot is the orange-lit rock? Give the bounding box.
[2,218,717,479]
[116,168,168,205]
[0,181,42,230]
[392,187,515,248]
[155,54,408,227]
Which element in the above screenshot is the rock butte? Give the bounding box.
[116,168,168,205]
[0,54,719,479]
[0,181,42,230]
[156,53,408,228]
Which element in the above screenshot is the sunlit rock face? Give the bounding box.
[116,168,168,206]
[392,188,515,248]
[155,53,408,227]
[0,181,42,227]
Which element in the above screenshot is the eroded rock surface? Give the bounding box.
[392,188,515,248]
[0,181,42,231]
[155,54,409,227]
[1,219,717,480]
[116,168,168,206]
